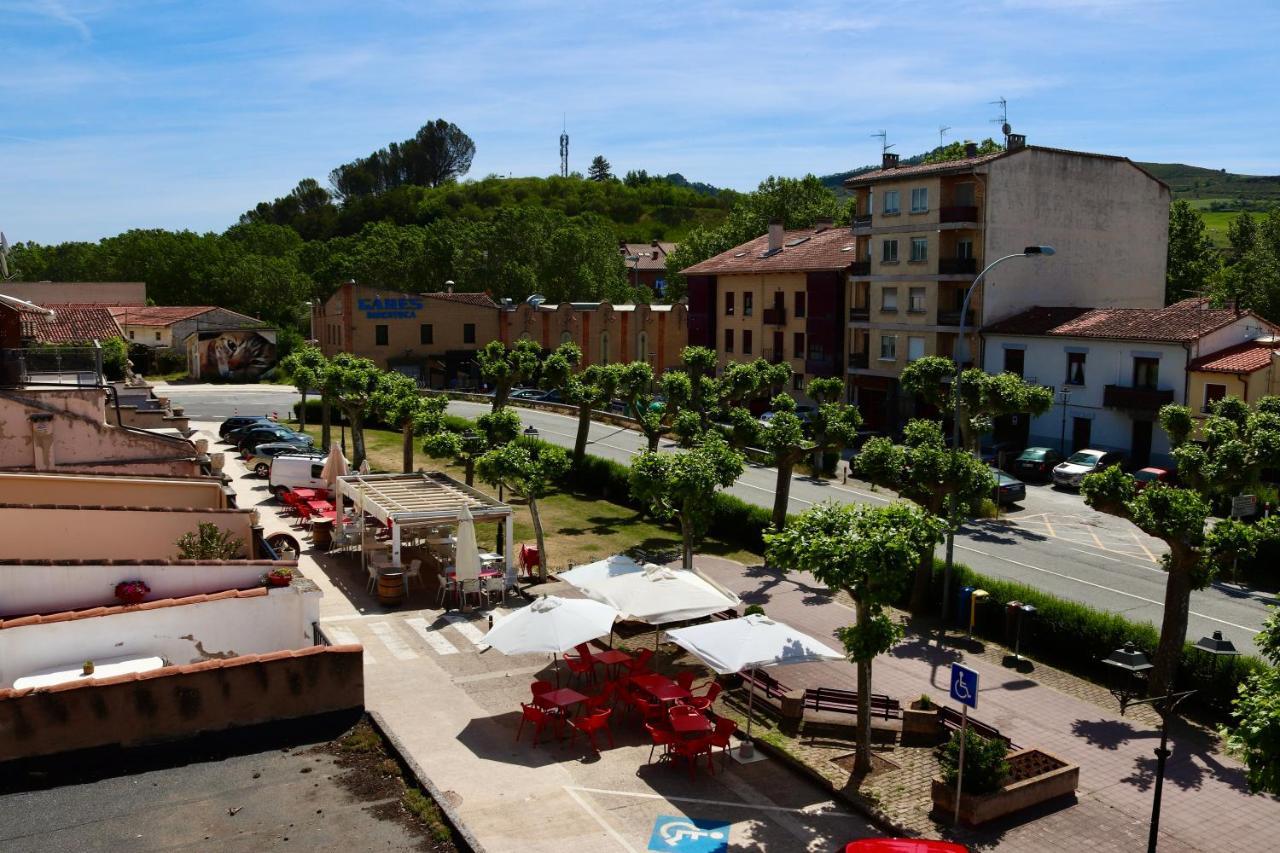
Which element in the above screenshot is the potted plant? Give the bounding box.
[902,693,941,742]
[114,580,151,604]
[263,567,295,587]
[82,660,95,676]
[931,728,1077,825]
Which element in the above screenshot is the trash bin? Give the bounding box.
[957,586,975,627]
[1005,600,1024,640]
[969,589,990,634]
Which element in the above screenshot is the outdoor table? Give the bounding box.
[307,499,335,515]
[14,654,165,690]
[631,674,691,703]
[291,487,319,501]
[592,648,632,679]
[668,712,713,736]
[534,687,588,716]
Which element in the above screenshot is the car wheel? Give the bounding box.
[255,463,270,478]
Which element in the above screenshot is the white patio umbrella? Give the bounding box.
[454,503,482,584]
[665,614,845,759]
[482,594,620,655]
[320,443,349,488]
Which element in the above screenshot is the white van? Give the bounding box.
[268,453,329,496]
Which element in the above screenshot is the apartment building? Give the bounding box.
[500,298,687,372]
[843,136,1171,430]
[681,219,851,400]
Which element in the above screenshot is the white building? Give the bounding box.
[982,299,1277,467]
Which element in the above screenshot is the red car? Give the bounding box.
[1133,467,1172,490]
[845,840,969,853]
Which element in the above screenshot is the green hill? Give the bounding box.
[1136,162,1280,207]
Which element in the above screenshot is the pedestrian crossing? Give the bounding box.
[322,610,504,665]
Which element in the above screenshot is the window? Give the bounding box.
[742,292,753,316]
[910,187,928,213]
[1003,348,1025,377]
[725,291,735,315]
[463,324,476,344]
[956,239,974,260]
[154,331,161,342]
[311,464,325,479]
[1133,357,1159,390]
[910,237,928,262]
[1066,351,1086,385]
[794,292,806,318]
[1203,383,1227,413]
[879,335,897,361]
[881,287,898,312]
[882,239,899,263]
[908,287,926,313]
[883,190,900,215]
[420,324,433,345]
[724,328,734,353]
[793,373,804,391]
[793,332,805,359]
[375,325,389,346]
[128,330,135,340]
[907,336,925,362]
[742,329,753,354]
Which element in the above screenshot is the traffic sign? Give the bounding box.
[950,663,979,709]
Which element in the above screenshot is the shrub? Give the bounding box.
[938,728,1010,795]
[176,522,245,559]
[744,604,766,617]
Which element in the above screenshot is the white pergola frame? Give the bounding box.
[335,471,515,583]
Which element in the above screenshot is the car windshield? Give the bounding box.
[1019,448,1047,460]
[1066,451,1102,465]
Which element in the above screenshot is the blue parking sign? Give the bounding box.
[950,663,979,709]
[648,815,730,853]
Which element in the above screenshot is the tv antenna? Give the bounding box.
[559,115,569,178]
[939,125,952,148]
[871,130,893,159]
[990,97,1011,143]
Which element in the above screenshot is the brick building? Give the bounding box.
[500,298,687,372]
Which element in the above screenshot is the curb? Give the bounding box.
[368,710,488,853]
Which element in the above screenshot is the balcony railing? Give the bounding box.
[937,309,975,327]
[852,214,873,228]
[762,307,786,325]
[849,306,870,322]
[940,206,979,223]
[849,352,869,369]
[1103,385,1175,411]
[849,261,871,276]
[805,355,838,376]
[938,257,978,275]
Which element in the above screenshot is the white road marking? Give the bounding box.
[1066,546,1167,575]
[563,786,639,853]
[406,616,460,656]
[443,611,491,649]
[324,624,376,664]
[564,786,852,817]
[369,621,419,661]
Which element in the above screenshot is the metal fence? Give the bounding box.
[0,346,104,387]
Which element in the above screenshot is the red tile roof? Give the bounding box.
[621,242,677,272]
[1188,338,1280,374]
[17,305,123,343]
[843,145,1166,189]
[423,291,498,308]
[107,305,217,325]
[982,299,1264,343]
[680,225,857,276]
[0,586,269,630]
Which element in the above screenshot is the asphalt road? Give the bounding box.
[158,383,1272,655]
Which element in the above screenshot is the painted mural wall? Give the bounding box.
[188,329,277,381]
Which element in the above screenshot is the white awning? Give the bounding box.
[335,471,511,528]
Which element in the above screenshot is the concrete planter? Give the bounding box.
[901,706,942,744]
[931,749,1079,826]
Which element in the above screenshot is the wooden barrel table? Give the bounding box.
[377,572,405,606]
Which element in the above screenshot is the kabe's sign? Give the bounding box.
[358,297,423,319]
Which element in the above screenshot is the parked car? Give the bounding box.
[990,466,1027,505]
[236,425,313,455]
[1012,446,1065,482]
[845,840,969,853]
[759,405,816,426]
[979,440,1020,469]
[246,441,317,478]
[1052,449,1126,488]
[510,388,549,401]
[1133,466,1173,490]
[268,453,331,496]
[218,414,276,438]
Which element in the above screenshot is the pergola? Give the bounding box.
[335,471,514,580]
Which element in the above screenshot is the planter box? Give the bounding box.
[931,749,1079,826]
[902,707,942,743]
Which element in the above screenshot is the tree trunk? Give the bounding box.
[772,458,794,532]
[321,397,331,449]
[350,413,367,470]
[299,390,308,431]
[646,430,661,452]
[493,382,509,413]
[909,549,934,615]
[854,598,874,775]
[1150,546,1195,696]
[574,403,592,463]
[530,495,548,581]
[464,456,476,486]
[401,420,414,473]
[679,513,694,570]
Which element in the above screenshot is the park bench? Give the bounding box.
[938,705,1017,750]
[740,668,791,702]
[803,687,902,721]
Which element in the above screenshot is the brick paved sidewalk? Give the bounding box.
[692,555,1280,852]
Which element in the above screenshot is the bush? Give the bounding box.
[706,492,775,553]
[938,728,1010,795]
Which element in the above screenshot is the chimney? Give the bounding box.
[882,152,900,169]
[1007,133,1026,150]
[767,220,784,252]
[814,216,834,233]
[651,250,659,260]
[650,239,659,247]
[964,141,978,158]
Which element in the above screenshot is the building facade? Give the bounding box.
[499,299,687,372]
[843,139,1171,430]
[109,306,267,349]
[981,300,1276,467]
[681,220,850,402]
[1187,336,1280,415]
[0,281,145,306]
[620,241,677,296]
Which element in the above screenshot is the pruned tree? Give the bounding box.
[371,370,437,472]
[900,356,1053,453]
[766,501,943,774]
[1223,606,1280,794]
[423,406,521,486]
[476,339,543,411]
[322,354,384,469]
[476,441,570,581]
[629,433,745,570]
[541,343,622,464]
[280,344,327,438]
[617,361,693,451]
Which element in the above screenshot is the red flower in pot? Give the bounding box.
[114,580,150,604]
[263,567,295,587]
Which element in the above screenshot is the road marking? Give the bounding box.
[443,611,490,649]
[563,786,639,853]
[369,621,419,660]
[956,543,1260,633]
[1066,546,1166,575]
[564,786,851,817]
[324,624,376,664]
[406,616,460,656]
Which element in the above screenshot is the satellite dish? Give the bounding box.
[1002,123,1012,136]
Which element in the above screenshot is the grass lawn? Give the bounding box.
[297,423,762,572]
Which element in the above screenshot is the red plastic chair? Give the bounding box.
[530,680,556,706]
[519,544,541,578]
[645,722,675,764]
[624,648,654,675]
[688,682,722,713]
[563,643,596,686]
[568,708,614,752]
[585,681,617,712]
[517,702,561,746]
[672,735,716,780]
[675,671,696,692]
[708,717,738,766]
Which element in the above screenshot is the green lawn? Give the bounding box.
[297,423,762,572]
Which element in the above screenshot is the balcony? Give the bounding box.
[806,355,838,376]
[762,307,787,325]
[849,261,871,277]
[849,306,870,322]
[1104,385,1175,411]
[849,351,869,370]
[938,257,978,275]
[937,309,975,327]
[852,214,873,228]
[940,206,979,224]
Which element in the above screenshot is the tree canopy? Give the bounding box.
[1166,200,1221,305]
[329,119,475,199]
[588,155,614,182]
[1223,606,1280,795]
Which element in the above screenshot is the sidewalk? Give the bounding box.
[692,556,1279,852]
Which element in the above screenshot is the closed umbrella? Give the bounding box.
[482,595,619,655]
[665,614,845,760]
[454,503,482,583]
[320,443,349,489]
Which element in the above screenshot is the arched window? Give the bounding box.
[599,331,611,365]
[560,331,573,345]
[637,331,649,363]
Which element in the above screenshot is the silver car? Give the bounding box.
[1052,449,1126,488]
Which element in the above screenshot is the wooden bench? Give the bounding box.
[938,705,1017,750]
[803,687,902,721]
[741,668,791,701]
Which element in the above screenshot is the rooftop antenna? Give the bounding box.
[559,115,569,178]
[939,125,952,149]
[990,97,1011,145]
[871,130,893,159]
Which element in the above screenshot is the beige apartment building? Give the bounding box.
[843,136,1170,430]
[500,298,688,373]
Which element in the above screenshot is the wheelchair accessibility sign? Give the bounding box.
[647,815,730,852]
[951,663,979,709]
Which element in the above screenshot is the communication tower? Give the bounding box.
[559,116,569,178]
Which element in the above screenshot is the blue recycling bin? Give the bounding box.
[957,586,975,626]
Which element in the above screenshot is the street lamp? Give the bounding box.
[1102,642,1195,853]
[625,254,642,294]
[941,246,1055,620]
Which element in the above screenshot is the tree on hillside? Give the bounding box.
[329,119,475,198]
[1082,396,1280,696]
[280,345,328,436]
[423,406,521,486]
[476,339,543,411]
[370,370,436,472]
[588,155,614,182]
[1166,200,1220,304]
[477,441,570,581]
[1210,207,1280,324]
[239,178,339,240]
[1223,606,1280,795]
[629,433,745,570]
[766,501,943,774]
[322,354,384,469]
[920,138,1003,165]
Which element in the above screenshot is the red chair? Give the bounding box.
[675,671,696,692]
[569,708,614,752]
[625,691,663,724]
[516,702,561,746]
[624,648,654,675]
[688,682,721,713]
[519,544,541,578]
[563,643,596,686]
[672,735,716,780]
[585,681,617,712]
[530,680,556,705]
[645,722,675,764]
[668,703,700,720]
[708,718,738,766]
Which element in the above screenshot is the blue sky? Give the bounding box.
[4,0,1279,243]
